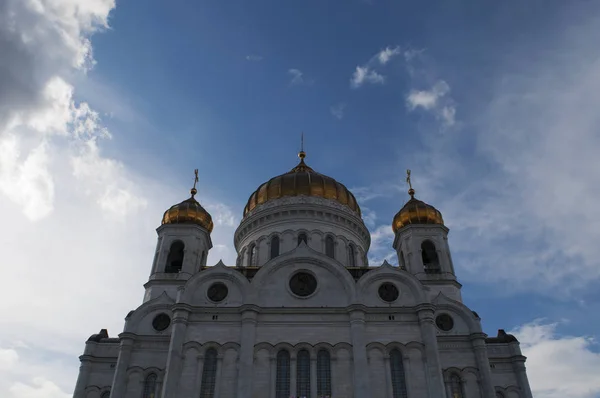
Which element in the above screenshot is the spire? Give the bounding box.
[406,169,415,198]
[298,132,306,159]
[191,169,199,198]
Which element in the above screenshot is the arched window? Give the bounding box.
[390,349,408,398]
[317,349,332,397]
[199,348,218,398]
[450,374,464,398]
[275,350,290,398]
[165,241,184,273]
[247,244,257,266]
[297,232,308,246]
[421,240,441,274]
[348,244,356,266]
[296,349,311,397]
[100,392,110,398]
[399,250,406,269]
[142,373,157,398]
[270,236,280,259]
[325,236,335,258]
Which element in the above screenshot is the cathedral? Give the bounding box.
[73,149,533,398]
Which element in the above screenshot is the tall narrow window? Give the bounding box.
[270,236,280,259]
[348,244,356,266]
[421,240,441,274]
[142,373,157,398]
[317,349,332,397]
[165,241,184,273]
[450,374,464,398]
[296,349,311,397]
[298,233,308,246]
[275,350,290,398]
[390,349,408,398]
[325,236,335,259]
[496,393,505,398]
[199,348,218,398]
[247,244,257,266]
[100,392,110,398]
[200,250,206,267]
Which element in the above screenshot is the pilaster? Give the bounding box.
[236,309,258,398]
[160,308,190,397]
[470,333,496,398]
[349,309,371,397]
[110,336,134,398]
[416,305,445,396]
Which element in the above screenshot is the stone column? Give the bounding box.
[269,357,277,398]
[193,354,205,397]
[513,358,534,398]
[73,358,91,398]
[383,354,393,397]
[310,357,318,397]
[290,357,297,397]
[160,308,190,397]
[214,355,224,397]
[236,309,258,398]
[349,309,371,397]
[110,336,134,398]
[470,333,496,398]
[416,305,445,396]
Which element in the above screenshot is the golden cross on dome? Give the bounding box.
[190,168,199,198]
[298,132,306,159]
[406,169,415,198]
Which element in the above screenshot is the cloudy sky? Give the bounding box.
[1,0,599,397]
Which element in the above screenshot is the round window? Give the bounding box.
[378,282,399,302]
[152,313,171,331]
[207,282,228,302]
[435,314,454,331]
[289,272,318,297]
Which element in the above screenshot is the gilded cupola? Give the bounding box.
[243,150,361,217]
[162,170,214,233]
[392,170,444,233]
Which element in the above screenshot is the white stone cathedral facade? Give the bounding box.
[74,151,533,398]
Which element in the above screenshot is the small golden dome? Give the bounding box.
[392,177,444,232]
[243,152,361,217]
[162,171,214,232]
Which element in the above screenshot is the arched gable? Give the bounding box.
[179,260,250,305]
[356,261,428,306]
[123,291,175,334]
[432,292,482,333]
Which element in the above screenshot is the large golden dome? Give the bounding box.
[243,151,361,217]
[162,183,214,233]
[392,184,444,233]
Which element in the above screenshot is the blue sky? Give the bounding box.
[1,1,600,397]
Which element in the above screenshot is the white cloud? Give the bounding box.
[0,348,18,371]
[377,46,401,64]
[512,321,600,398]
[350,46,402,88]
[406,80,455,126]
[367,224,397,266]
[10,378,70,398]
[246,54,263,61]
[288,68,305,85]
[330,103,346,120]
[350,66,385,88]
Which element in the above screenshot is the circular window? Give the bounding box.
[378,282,399,302]
[436,314,454,331]
[207,282,228,302]
[289,272,318,297]
[152,313,171,331]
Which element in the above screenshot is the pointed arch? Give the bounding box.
[199,348,218,398]
[389,349,408,398]
[297,232,308,246]
[325,235,335,258]
[348,243,356,266]
[275,350,291,398]
[296,349,311,396]
[165,240,184,273]
[142,373,157,398]
[270,235,280,259]
[317,349,332,396]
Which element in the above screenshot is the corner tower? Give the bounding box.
[392,170,461,301]
[144,170,213,302]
